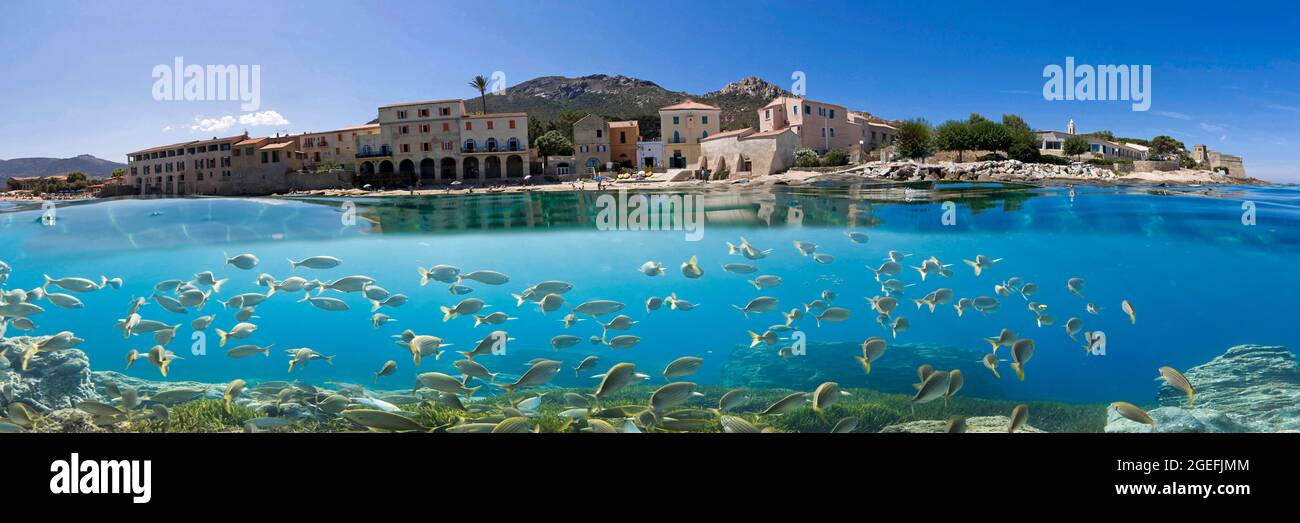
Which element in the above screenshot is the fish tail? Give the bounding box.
[1013,363,1025,382]
[369,299,382,313]
[325,355,334,366]
[855,355,871,375]
[288,258,299,270]
[373,373,379,385]
[212,279,226,294]
[927,302,936,314]
[912,298,924,309]
[748,280,760,291]
[159,358,171,377]
[42,274,52,291]
[418,268,429,287]
[440,306,454,322]
[512,294,525,307]
[216,329,228,348]
[265,286,276,298]
[297,293,310,303]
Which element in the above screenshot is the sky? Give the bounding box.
[1,0,1298,181]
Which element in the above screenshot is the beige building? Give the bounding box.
[298,123,380,172]
[573,114,611,173]
[699,127,800,178]
[123,134,247,195]
[760,96,861,153]
[849,112,897,150]
[660,100,721,169]
[357,99,530,186]
[1037,127,1148,161]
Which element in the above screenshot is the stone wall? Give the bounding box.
[1132,160,1179,173]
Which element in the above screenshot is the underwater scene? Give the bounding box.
[1,182,1298,433]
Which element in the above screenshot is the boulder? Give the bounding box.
[880,415,1045,433]
[1104,406,1259,433]
[1156,344,1300,432]
[1,338,102,413]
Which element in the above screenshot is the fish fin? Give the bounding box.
[370,299,381,313]
[216,329,228,348]
[288,258,299,270]
[212,279,226,294]
[440,306,454,322]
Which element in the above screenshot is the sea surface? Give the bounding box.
[1,182,1297,405]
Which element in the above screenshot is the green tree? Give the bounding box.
[66,171,88,184]
[1001,114,1040,162]
[895,119,933,161]
[1001,114,1032,134]
[934,120,974,162]
[820,149,849,167]
[110,167,126,179]
[968,113,988,124]
[468,75,490,114]
[534,130,574,162]
[1063,136,1090,160]
[969,120,1014,156]
[1087,130,1115,141]
[527,116,545,141]
[1150,135,1184,158]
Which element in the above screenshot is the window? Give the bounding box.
[508,120,516,129]
[805,106,811,115]
[442,122,450,132]
[672,116,679,125]
[261,152,268,163]
[829,109,835,119]
[422,142,431,152]
[830,128,835,137]
[765,109,771,121]
[672,131,680,143]
[397,110,407,119]
[272,151,280,162]
[465,122,472,130]
[701,131,708,139]
[620,131,626,144]
[418,109,429,117]
[701,116,708,125]
[401,143,411,153]
[487,121,494,130]
[439,107,450,116]
[792,105,798,114]
[401,125,409,134]
[596,129,602,138]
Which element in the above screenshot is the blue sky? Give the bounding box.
[1,0,1298,181]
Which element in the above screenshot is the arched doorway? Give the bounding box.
[398,159,416,186]
[419,158,436,183]
[463,157,480,181]
[360,161,375,176]
[669,154,686,169]
[485,156,502,179]
[441,157,457,180]
[506,155,524,178]
[378,160,394,174]
[585,157,600,174]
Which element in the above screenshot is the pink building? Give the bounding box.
[758,96,862,153]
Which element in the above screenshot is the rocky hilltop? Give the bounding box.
[1106,344,1300,432]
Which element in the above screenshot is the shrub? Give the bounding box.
[794,148,820,168]
[1036,154,1071,165]
[820,149,849,167]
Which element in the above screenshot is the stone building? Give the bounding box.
[123,134,247,195]
[572,114,611,174]
[759,96,861,153]
[698,127,800,178]
[608,120,639,168]
[1193,144,1247,178]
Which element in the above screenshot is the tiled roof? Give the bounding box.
[235,137,268,146]
[700,128,753,142]
[661,100,721,111]
[380,99,462,109]
[464,112,526,119]
[607,120,639,128]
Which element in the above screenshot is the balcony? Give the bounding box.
[461,142,527,154]
[355,147,392,158]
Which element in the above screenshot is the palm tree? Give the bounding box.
[469,75,489,114]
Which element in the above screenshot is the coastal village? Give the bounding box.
[3,78,1254,199]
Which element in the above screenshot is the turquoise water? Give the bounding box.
[1,183,1297,405]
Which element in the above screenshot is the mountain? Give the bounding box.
[476,74,794,136]
[0,154,124,181]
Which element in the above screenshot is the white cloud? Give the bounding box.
[1154,110,1191,120]
[239,110,290,126]
[190,115,237,133]
[161,125,174,132]
[1198,122,1225,133]
[189,110,290,133]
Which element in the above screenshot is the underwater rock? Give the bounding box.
[1104,406,1258,433]
[0,339,102,413]
[723,341,1009,399]
[1156,344,1300,432]
[30,408,129,433]
[92,371,225,402]
[879,415,1045,433]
